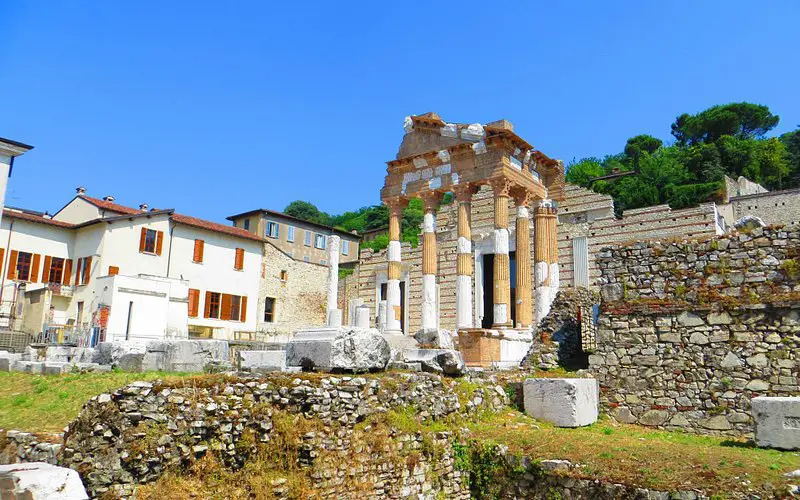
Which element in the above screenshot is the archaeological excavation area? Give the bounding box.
[0,114,798,499]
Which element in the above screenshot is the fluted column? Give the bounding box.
[490,179,513,329]
[534,201,557,324]
[514,192,532,330]
[453,184,478,330]
[419,191,441,333]
[384,197,408,335]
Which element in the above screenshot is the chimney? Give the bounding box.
[139,203,149,211]
[76,186,86,195]
[103,196,115,202]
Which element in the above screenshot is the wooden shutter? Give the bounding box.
[139,228,147,252]
[7,251,17,280]
[203,291,211,318]
[156,231,164,256]
[74,258,82,285]
[188,289,199,317]
[234,248,244,270]
[108,266,119,276]
[83,256,92,284]
[41,256,52,283]
[240,296,247,323]
[0,249,5,279]
[30,254,41,283]
[193,239,204,263]
[63,259,73,285]
[220,294,232,320]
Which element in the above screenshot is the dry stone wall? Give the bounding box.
[591,225,800,435]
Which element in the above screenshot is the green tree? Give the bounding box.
[565,158,605,186]
[779,127,800,188]
[753,137,790,189]
[671,102,779,145]
[283,200,331,225]
[624,134,663,169]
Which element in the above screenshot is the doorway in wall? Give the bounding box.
[481,251,516,328]
[380,281,406,333]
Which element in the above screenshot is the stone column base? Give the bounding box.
[457,328,533,369]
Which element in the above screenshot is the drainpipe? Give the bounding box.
[0,219,13,305]
[166,218,175,278]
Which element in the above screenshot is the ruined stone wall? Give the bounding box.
[591,225,800,435]
[58,373,508,498]
[258,243,327,339]
[730,187,800,227]
[558,184,721,289]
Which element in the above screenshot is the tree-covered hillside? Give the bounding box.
[283,103,800,251]
[567,103,800,215]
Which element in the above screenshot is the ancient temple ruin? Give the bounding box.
[379,113,565,367]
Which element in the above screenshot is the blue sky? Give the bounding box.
[2,2,798,222]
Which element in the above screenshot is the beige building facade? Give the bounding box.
[227,209,360,266]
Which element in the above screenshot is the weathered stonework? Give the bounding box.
[258,242,328,340]
[591,225,800,435]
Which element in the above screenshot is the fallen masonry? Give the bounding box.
[523,378,599,427]
[752,396,800,450]
[0,462,88,499]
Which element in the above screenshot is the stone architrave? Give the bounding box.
[326,235,342,327]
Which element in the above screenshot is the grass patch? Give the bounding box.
[467,411,800,495]
[0,371,188,433]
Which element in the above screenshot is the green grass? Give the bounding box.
[466,411,800,496]
[0,371,188,434]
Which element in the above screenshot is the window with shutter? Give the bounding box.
[82,257,92,284]
[41,256,52,284]
[48,258,65,283]
[108,266,119,276]
[193,239,204,263]
[140,229,158,253]
[240,296,247,323]
[207,292,221,319]
[63,259,72,285]
[188,289,200,317]
[230,295,241,321]
[30,254,41,283]
[304,230,312,246]
[155,231,164,255]
[7,250,18,280]
[234,248,244,270]
[220,294,232,320]
[287,226,295,242]
[15,252,32,281]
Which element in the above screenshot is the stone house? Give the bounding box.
[227,209,361,266]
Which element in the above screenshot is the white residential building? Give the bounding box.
[0,189,263,343]
[0,137,33,230]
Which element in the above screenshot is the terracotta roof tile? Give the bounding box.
[79,195,141,215]
[3,209,76,228]
[171,213,265,243]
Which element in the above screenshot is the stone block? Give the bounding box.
[237,350,286,373]
[43,362,69,376]
[752,396,800,450]
[402,348,465,376]
[95,340,229,372]
[0,354,22,372]
[286,327,390,372]
[414,329,455,350]
[0,462,88,499]
[523,378,598,427]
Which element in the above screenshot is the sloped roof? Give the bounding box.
[3,209,76,228]
[78,195,142,215]
[171,213,265,242]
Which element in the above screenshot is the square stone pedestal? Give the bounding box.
[752,396,800,450]
[457,328,532,369]
[523,378,599,427]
